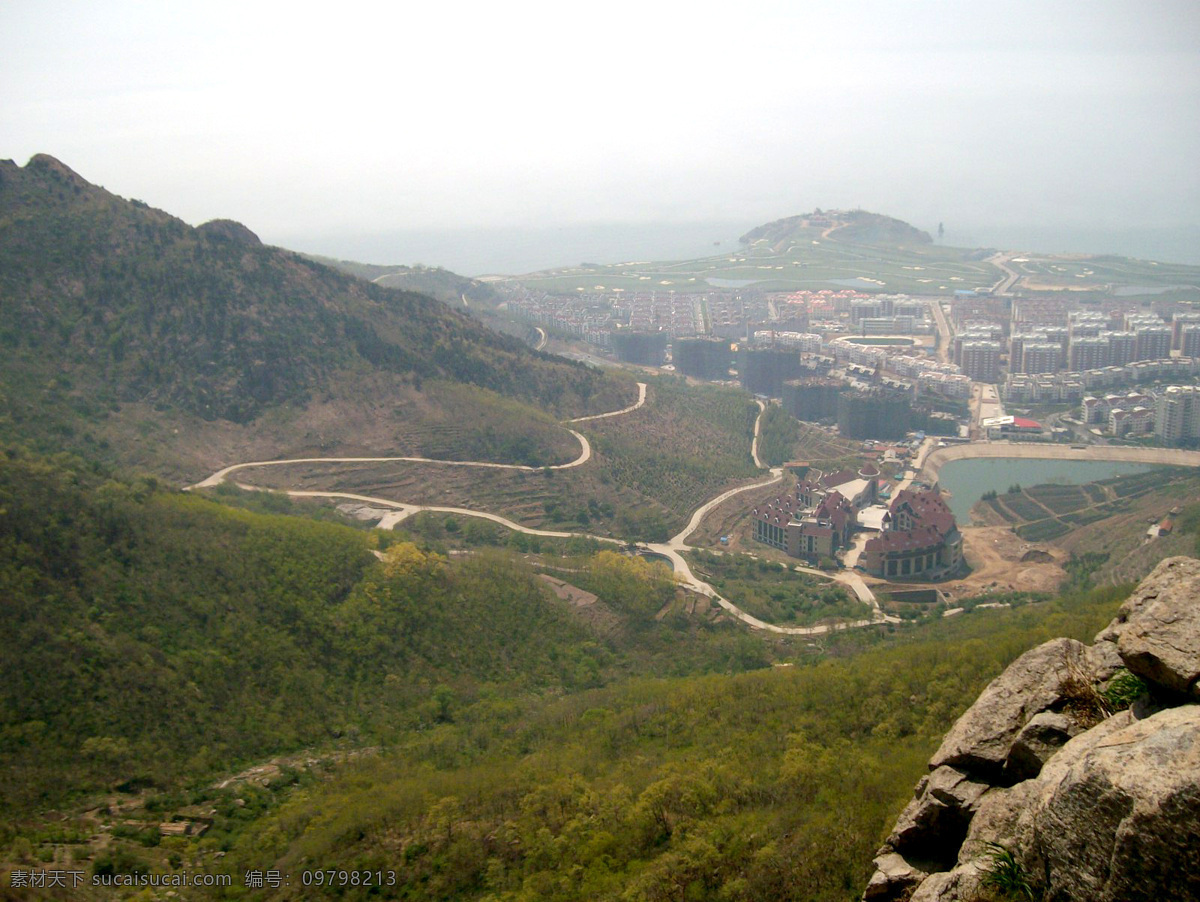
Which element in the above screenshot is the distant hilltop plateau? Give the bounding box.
[305,254,501,307]
[741,209,934,247]
[0,154,630,479]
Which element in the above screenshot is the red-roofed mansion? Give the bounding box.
[752,467,875,564]
[861,488,963,579]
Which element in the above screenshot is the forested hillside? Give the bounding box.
[0,445,1134,897]
[207,580,1127,901]
[0,156,630,475]
[0,449,774,816]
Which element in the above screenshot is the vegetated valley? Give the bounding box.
[1,156,1196,900]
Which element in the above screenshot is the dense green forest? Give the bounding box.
[0,156,629,471]
[204,580,1127,901]
[0,446,1184,900]
[0,449,782,817]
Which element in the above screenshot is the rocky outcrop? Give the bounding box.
[863,557,1200,902]
[928,638,1093,783]
[1096,556,1200,698]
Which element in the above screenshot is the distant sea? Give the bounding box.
[278,221,1200,277]
[281,222,755,277]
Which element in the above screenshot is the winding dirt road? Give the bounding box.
[187,386,652,494]
[190,383,887,636]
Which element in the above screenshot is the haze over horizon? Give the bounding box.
[3,1,1198,272]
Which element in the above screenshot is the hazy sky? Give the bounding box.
[3,1,1199,266]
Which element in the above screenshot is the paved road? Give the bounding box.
[988,252,1022,295]
[927,297,953,365]
[750,399,768,469]
[567,382,647,423]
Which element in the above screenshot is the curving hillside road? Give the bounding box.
[191,385,887,636]
[750,399,768,469]
[188,383,648,489]
[987,252,1022,296]
[567,381,647,423]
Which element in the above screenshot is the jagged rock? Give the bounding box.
[1005,710,1082,782]
[1024,705,1200,902]
[862,852,927,902]
[887,767,990,869]
[1097,557,1200,697]
[929,638,1088,781]
[956,780,1038,862]
[907,863,984,902]
[1084,635,1124,683]
[867,562,1200,902]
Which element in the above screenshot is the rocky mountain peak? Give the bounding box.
[23,153,94,191]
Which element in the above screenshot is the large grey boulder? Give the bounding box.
[887,766,991,868]
[956,778,1039,860]
[862,852,927,902]
[929,638,1092,781]
[1005,710,1083,782]
[1096,556,1200,698]
[906,863,986,902]
[864,560,1200,902]
[1025,704,1200,902]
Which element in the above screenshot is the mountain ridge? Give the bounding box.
[0,155,630,477]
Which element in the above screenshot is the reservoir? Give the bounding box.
[935,457,1159,525]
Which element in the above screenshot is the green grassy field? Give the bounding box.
[513,236,1003,294]
[509,226,1200,298]
[1009,253,1200,290]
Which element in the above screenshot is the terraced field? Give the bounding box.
[221,379,764,543]
[971,467,1200,585]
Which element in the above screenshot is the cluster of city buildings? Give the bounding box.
[616,293,707,336]
[752,468,963,580]
[1002,358,1199,403]
[1082,384,1200,441]
[849,295,935,335]
[740,334,970,402]
[505,286,943,352]
[952,300,1200,384]
[503,288,777,345]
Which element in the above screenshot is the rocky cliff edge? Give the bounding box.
[863,556,1200,902]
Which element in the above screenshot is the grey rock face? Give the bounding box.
[957,780,1038,861]
[1027,705,1200,902]
[887,767,991,868]
[929,638,1090,781]
[1101,557,1200,698]
[863,559,1200,902]
[1005,710,1082,782]
[862,852,926,902]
